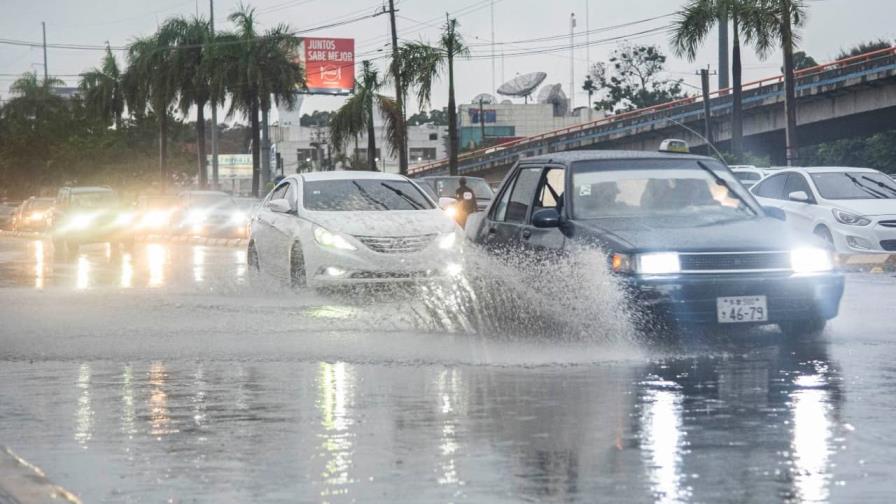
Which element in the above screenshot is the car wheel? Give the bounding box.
[779,317,827,338]
[247,241,260,272]
[814,226,834,247]
[289,242,307,288]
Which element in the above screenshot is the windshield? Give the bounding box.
[432,178,494,199]
[304,180,435,212]
[71,191,118,208]
[810,172,896,200]
[571,159,757,223]
[186,194,236,208]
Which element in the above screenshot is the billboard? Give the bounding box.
[207,154,252,179]
[299,37,355,95]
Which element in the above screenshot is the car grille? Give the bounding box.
[878,220,896,228]
[880,240,896,251]
[354,234,437,254]
[679,252,791,273]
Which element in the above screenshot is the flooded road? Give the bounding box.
[1,237,894,503]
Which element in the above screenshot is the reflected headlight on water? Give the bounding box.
[314,226,357,251]
[437,232,457,250]
[445,262,463,277]
[790,247,833,274]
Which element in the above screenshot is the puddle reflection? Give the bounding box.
[317,362,356,499]
[640,380,689,504]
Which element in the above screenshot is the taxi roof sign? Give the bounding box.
[659,139,690,154]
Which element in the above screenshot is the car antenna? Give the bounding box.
[665,118,727,163]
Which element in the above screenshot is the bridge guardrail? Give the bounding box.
[410,46,896,176]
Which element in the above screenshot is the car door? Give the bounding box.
[779,172,818,231]
[254,183,289,270]
[267,180,300,277]
[519,165,567,255]
[481,165,544,252]
[750,172,789,209]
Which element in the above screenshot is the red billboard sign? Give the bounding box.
[300,37,355,95]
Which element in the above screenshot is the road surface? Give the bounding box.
[0,236,894,503]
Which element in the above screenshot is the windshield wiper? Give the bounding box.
[844,173,887,199]
[380,183,425,210]
[351,181,390,210]
[861,175,896,197]
[696,161,756,216]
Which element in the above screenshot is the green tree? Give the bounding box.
[78,45,125,129]
[591,44,685,113]
[791,50,817,70]
[837,39,892,60]
[329,60,402,171]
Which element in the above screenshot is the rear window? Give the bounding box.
[432,178,494,199]
[71,191,118,208]
[734,172,761,181]
[304,180,435,211]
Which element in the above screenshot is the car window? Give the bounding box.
[492,175,515,222]
[433,178,494,199]
[535,167,566,212]
[752,173,789,199]
[734,171,761,182]
[783,173,816,203]
[503,167,543,224]
[267,183,289,206]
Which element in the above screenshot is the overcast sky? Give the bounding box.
[2,0,894,120]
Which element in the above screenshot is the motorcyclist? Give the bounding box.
[453,177,477,227]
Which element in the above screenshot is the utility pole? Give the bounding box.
[585,0,590,72]
[387,0,408,175]
[699,66,716,146]
[569,12,576,111]
[41,22,48,82]
[718,8,729,93]
[781,1,798,166]
[490,0,496,94]
[209,0,220,190]
[261,107,271,186]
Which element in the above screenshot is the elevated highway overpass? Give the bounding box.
[410,47,896,182]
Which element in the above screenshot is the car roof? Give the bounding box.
[519,150,717,165]
[785,166,881,174]
[419,175,488,181]
[296,170,409,182]
[70,186,114,193]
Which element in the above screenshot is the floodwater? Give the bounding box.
[0,237,894,503]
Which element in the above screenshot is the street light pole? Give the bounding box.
[41,22,48,83]
[209,0,220,190]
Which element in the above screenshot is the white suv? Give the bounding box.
[750,166,896,254]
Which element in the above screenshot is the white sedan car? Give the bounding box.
[248,171,462,287]
[729,165,769,189]
[750,166,896,254]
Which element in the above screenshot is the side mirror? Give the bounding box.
[788,191,811,203]
[763,206,787,221]
[531,208,561,228]
[268,198,292,214]
[438,197,457,210]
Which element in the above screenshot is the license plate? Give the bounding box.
[717,296,768,324]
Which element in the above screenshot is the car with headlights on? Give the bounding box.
[134,195,179,235]
[173,191,244,238]
[248,171,462,288]
[12,197,54,232]
[466,144,844,337]
[49,186,135,254]
[750,166,896,255]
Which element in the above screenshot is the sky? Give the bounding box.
[1,0,894,122]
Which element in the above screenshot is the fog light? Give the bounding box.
[846,236,873,250]
[325,266,347,277]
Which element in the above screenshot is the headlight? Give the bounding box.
[114,212,134,226]
[313,226,356,251]
[231,211,247,224]
[68,214,95,230]
[636,252,681,275]
[142,211,170,228]
[437,232,457,250]
[790,247,833,273]
[29,211,45,221]
[444,206,458,219]
[832,209,870,226]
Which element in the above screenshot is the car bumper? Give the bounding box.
[830,219,896,254]
[622,271,845,326]
[303,243,463,287]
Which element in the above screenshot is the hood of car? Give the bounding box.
[575,216,818,252]
[826,199,896,217]
[308,210,456,237]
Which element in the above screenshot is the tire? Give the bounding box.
[779,317,827,338]
[814,226,834,248]
[289,242,307,288]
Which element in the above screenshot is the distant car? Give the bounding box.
[751,166,896,254]
[0,201,21,230]
[173,191,243,238]
[134,195,179,234]
[248,171,461,288]
[729,165,769,189]
[233,197,261,238]
[11,197,54,232]
[466,144,844,337]
[417,176,495,212]
[49,187,134,254]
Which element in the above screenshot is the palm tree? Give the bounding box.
[223,5,303,196]
[329,60,403,171]
[441,17,470,176]
[78,45,125,129]
[672,0,758,160]
[3,72,66,131]
[161,16,214,188]
[124,32,178,189]
[743,0,808,166]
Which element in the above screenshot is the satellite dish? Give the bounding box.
[497,72,547,103]
[537,83,569,116]
[472,93,496,105]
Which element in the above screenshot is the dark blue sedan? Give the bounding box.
[466,148,845,336]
